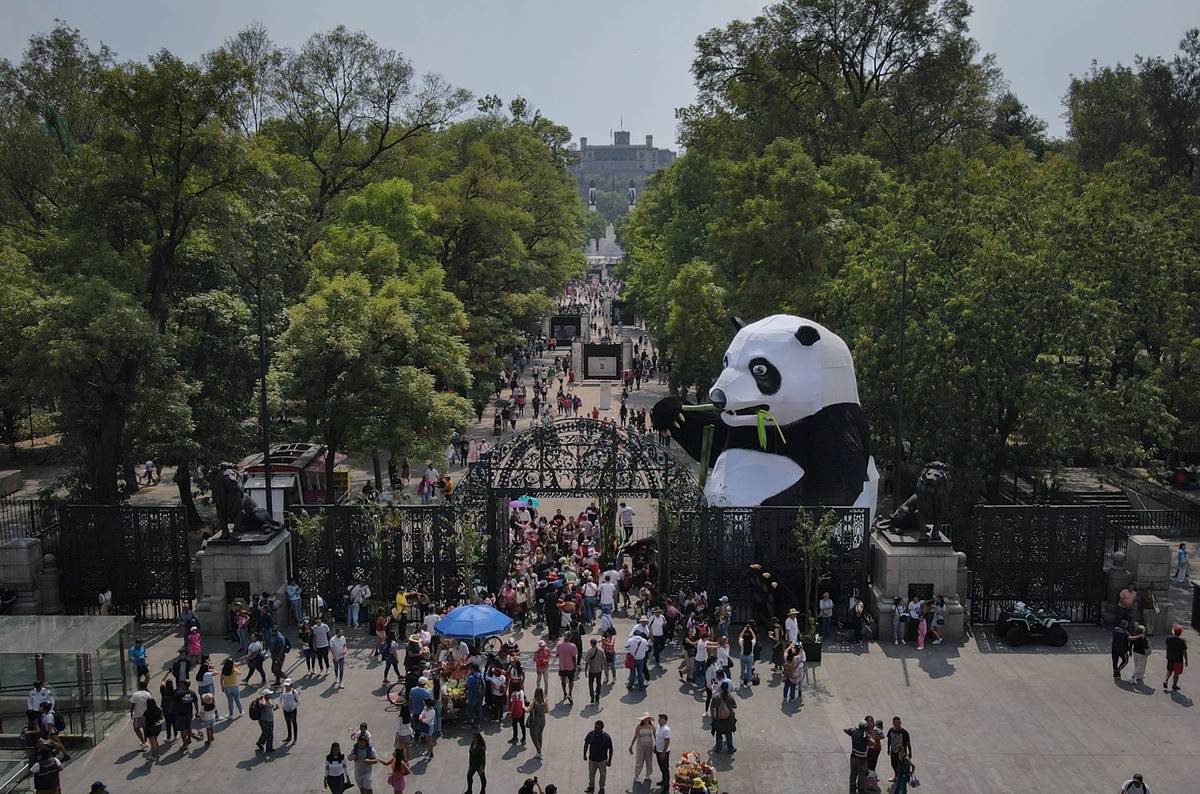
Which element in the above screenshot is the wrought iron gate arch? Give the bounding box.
[449,418,706,592]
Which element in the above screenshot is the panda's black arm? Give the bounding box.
[650,396,728,463]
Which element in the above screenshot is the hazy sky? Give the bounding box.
[3,1,1197,149]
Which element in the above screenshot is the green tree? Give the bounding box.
[662,260,728,398]
[275,272,470,501]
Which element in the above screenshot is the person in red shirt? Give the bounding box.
[555,637,579,704]
[533,641,552,695]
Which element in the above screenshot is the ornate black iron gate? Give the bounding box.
[968,505,1108,623]
[665,506,871,623]
[45,505,193,620]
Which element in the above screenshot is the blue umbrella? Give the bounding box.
[434,604,513,639]
[519,495,540,508]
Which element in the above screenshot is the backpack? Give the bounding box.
[248,700,262,721]
[53,711,65,732]
[714,696,732,721]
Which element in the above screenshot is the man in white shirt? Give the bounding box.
[617,502,635,542]
[329,628,348,689]
[906,596,924,643]
[26,682,54,721]
[654,713,672,792]
[582,576,600,623]
[624,632,650,690]
[785,608,800,646]
[693,635,709,684]
[423,610,440,635]
[649,608,668,666]
[311,619,331,674]
[599,575,617,616]
[347,581,370,628]
[129,688,152,744]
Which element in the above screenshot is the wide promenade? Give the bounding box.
[61,617,1199,793]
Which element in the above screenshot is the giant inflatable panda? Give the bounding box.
[651,314,878,511]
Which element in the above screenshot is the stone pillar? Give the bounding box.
[36,553,63,614]
[869,531,965,642]
[1109,534,1176,635]
[0,537,43,614]
[193,531,292,637]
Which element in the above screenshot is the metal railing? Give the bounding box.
[1103,467,1200,513]
[1107,509,1200,538]
[0,497,60,544]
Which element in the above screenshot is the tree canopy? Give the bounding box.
[621,2,1200,519]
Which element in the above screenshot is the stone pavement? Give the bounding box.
[59,616,1200,793]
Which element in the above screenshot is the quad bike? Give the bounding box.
[994,601,1069,646]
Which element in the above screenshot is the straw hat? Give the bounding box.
[787,608,800,616]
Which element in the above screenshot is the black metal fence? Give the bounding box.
[968,505,1108,624]
[289,503,498,616]
[1103,466,1200,513]
[1107,509,1200,538]
[44,504,193,621]
[664,506,871,624]
[0,495,60,543]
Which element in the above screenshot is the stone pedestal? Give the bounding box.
[0,537,43,614]
[193,531,292,636]
[869,531,965,642]
[36,554,62,614]
[1107,534,1175,635]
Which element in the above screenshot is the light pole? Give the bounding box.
[893,257,908,512]
[255,251,273,520]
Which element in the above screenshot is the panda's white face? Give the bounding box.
[709,315,859,428]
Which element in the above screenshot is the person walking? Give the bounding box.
[709,681,738,753]
[382,633,402,685]
[844,720,870,794]
[312,616,331,674]
[244,633,267,685]
[349,732,382,794]
[325,742,351,794]
[330,627,348,689]
[250,690,277,753]
[1120,772,1152,793]
[465,732,487,794]
[533,640,552,695]
[279,679,300,743]
[217,658,242,720]
[737,625,757,687]
[29,748,63,794]
[527,688,548,759]
[269,627,290,686]
[1129,625,1151,684]
[886,716,912,783]
[865,715,883,773]
[583,720,613,794]
[507,685,527,745]
[129,686,151,747]
[171,680,197,753]
[617,502,635,543]
[654,713,671,793]
[584,638,606,704]
[385,754,412,793]
[1113,620,1131,680]
[782,646,804,704]
[1175,544,1189,584]
[649,607,668,666]
[625,631,650,691]
[142,697,163,761]
[1164,625,1189,692]
[556,636,578,703]
[629,713,656,786]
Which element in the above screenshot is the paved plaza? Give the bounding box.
[59,615,1200,793]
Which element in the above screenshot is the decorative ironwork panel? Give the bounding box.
[54,505,192,620]
[968,505,1107,623]
[664,505,870,622]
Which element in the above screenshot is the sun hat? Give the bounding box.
[282,678,293,687]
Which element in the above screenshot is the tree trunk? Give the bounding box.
[372,449,383,492]
[85,401,129,504]
[175,463,202,529]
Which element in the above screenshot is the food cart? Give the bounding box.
[673,751,719,792]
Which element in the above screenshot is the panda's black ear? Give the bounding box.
[795,325,820,346]
[730,316,746,332]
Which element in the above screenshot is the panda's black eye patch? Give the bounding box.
[748,357,781,394]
